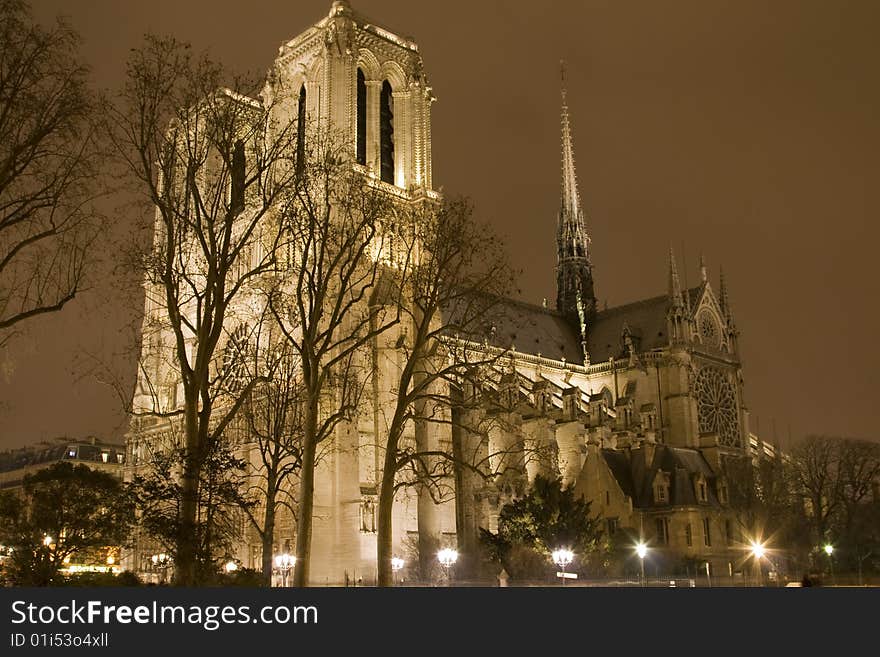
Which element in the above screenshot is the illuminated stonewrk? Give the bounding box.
[127,1,760,584]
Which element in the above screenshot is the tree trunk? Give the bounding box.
[261,501,276,586]
[176,445,199,586]
[377,430,400,587]
[293,404,318,587]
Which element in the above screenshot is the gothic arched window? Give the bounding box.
[231,139,245,213]
[296,84,307,174]
[356,69,367,166]
[380,80,394,184]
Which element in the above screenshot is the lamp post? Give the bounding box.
[552,549,574,587]
[750,541,766,587]
[150,553,170,584]
[391,557,405,586]
[437,549,458,587]
[274,553,295,587]
[224,560,238,574]
[636,542,647,587]
[824,544,835,586]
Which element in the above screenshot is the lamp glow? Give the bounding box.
[437,548,458,568]
[552,549,574,568]
[750,541,766,559]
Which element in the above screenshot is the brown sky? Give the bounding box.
[1,0,878,450]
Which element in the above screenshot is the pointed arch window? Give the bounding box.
[380,80,394,184]
[231,139,245,214]
[296,84,307,174]
[356,69,367,166]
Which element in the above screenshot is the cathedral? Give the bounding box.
[127,1,760,585]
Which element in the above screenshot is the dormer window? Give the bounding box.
[694,474,708,503]
[653,472,670,504]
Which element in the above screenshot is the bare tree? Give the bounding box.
[238,319,304,586]
[267,130,400,587]
[789,435,846,545]
[0,0,103,344]
[108,35,299,585]
[372,197,516,586]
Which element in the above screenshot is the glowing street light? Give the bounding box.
[635,542,648,587]
[224,560,238,573]
[824,544,835,586]
[42,535,53,547]
[391,557,405,586]
[437,548,458,586]
[552,549,575,586]
[150,553,170,584]
[274,553,296,587]
[750,541,766,586]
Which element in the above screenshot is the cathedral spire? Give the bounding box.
[699,253,708,284]
[559,61,584,246]
[556,61,596,357]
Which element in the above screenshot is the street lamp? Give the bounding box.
[151,553,170,584]
[552,548,574,586]
[750,541,766,587]
[391,557,405,586]
[437,548,458,586]
[274,553,295,587]
[636,542,648,587]
[42,535,53,547]
[824,544,835,586]
[224,560,238,574]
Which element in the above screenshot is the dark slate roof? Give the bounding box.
[476,286,704,365]
[478,297,582,362]
[602,444,719,509]
[602,450,636,499]
[587,287,704,363]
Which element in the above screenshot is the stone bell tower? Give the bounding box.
[266,0,436,193]
[258,1,447,585]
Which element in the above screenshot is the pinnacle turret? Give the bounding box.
[668,247,683,308]
[719,266,735,326]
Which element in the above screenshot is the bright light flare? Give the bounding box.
[636,542,648,559]
[274,553,296,569]
[750,541,766,559]
[437,548,458,568]
[552,548,574,568]
[824,544,834,556]
[391,557,405,572]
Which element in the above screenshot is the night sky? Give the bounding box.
[2,0,878,450]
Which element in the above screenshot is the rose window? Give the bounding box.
[694,367,739,446]
[222,324,251,392]
[698,310,720,347]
